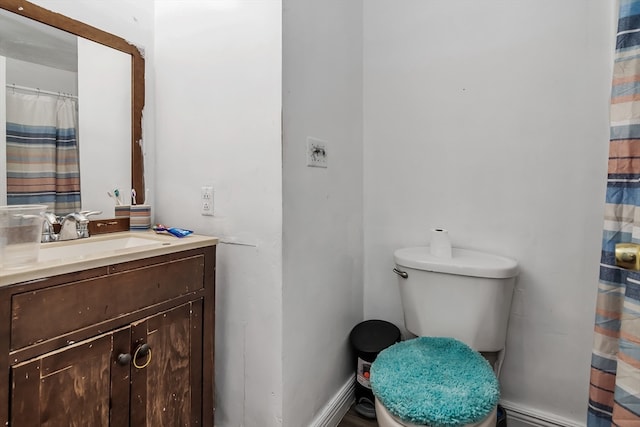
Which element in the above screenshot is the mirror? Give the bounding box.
[0,0,144,217]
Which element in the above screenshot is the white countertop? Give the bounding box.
[0,231,218,287]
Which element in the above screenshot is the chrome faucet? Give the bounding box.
[59,212,88,241]
[42,210,102,242]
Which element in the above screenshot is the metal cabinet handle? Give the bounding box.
[393,268,408,279]
[117,353,132,366]
[133,343,152,369]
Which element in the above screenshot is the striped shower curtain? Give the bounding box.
[589,1,640,425]
[5,92,81,214]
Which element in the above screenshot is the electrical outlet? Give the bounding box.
[201,186,214,216]
[306,137,328,168]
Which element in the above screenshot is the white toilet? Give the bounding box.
[371,245,518,427]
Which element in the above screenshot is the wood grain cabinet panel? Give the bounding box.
[1,245,216,427]
[11,255,205,350]
[11,333,113,426]
[131,302,202,426]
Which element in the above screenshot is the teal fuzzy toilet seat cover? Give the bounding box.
[370,337,500,427]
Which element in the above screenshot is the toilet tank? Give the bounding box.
[394,247,518,352]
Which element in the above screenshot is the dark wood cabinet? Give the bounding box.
[12,331,114,426]
[130,302,203,426]
[0,244,216,426]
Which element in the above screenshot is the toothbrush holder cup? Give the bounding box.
[129,205,151,231]
[115,205,130,219]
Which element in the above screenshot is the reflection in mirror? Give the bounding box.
[0,8,81,214]
[4,87,83,214]
[0,0,144,219]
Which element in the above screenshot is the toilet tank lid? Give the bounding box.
[394,247,518,279]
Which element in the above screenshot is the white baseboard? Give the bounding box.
[307,383,583,427]
[500,400,584,427]
[309,376,355,427]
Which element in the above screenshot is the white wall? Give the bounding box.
[282,1,363,426]
[29,0,155,63]
[154,2,283,426]
[363,0,614,423]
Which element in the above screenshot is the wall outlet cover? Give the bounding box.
[307,137,328,168]
[201,186,214,216]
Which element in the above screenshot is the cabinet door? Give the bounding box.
[130,301,203,427]
[11,327,131,427]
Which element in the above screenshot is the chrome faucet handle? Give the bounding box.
[41,212,60,243]
[59,212,85,240]
[80,210,102,218]
[58,210,103,240]
[43,212,59,226]
[78,210,101,238]
[62,212,85,222]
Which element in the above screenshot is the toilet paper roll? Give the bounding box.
[430,228,452,258]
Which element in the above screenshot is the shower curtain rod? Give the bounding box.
[5,83,78,100]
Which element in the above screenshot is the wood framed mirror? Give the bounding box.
[0,0,145,209]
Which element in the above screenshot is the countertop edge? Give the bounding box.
[0,231,218,287]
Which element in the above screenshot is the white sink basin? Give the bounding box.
[39,236,165,262]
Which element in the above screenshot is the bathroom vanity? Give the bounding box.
[0,232,217,426]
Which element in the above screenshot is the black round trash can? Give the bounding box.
[349,320,401,419]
